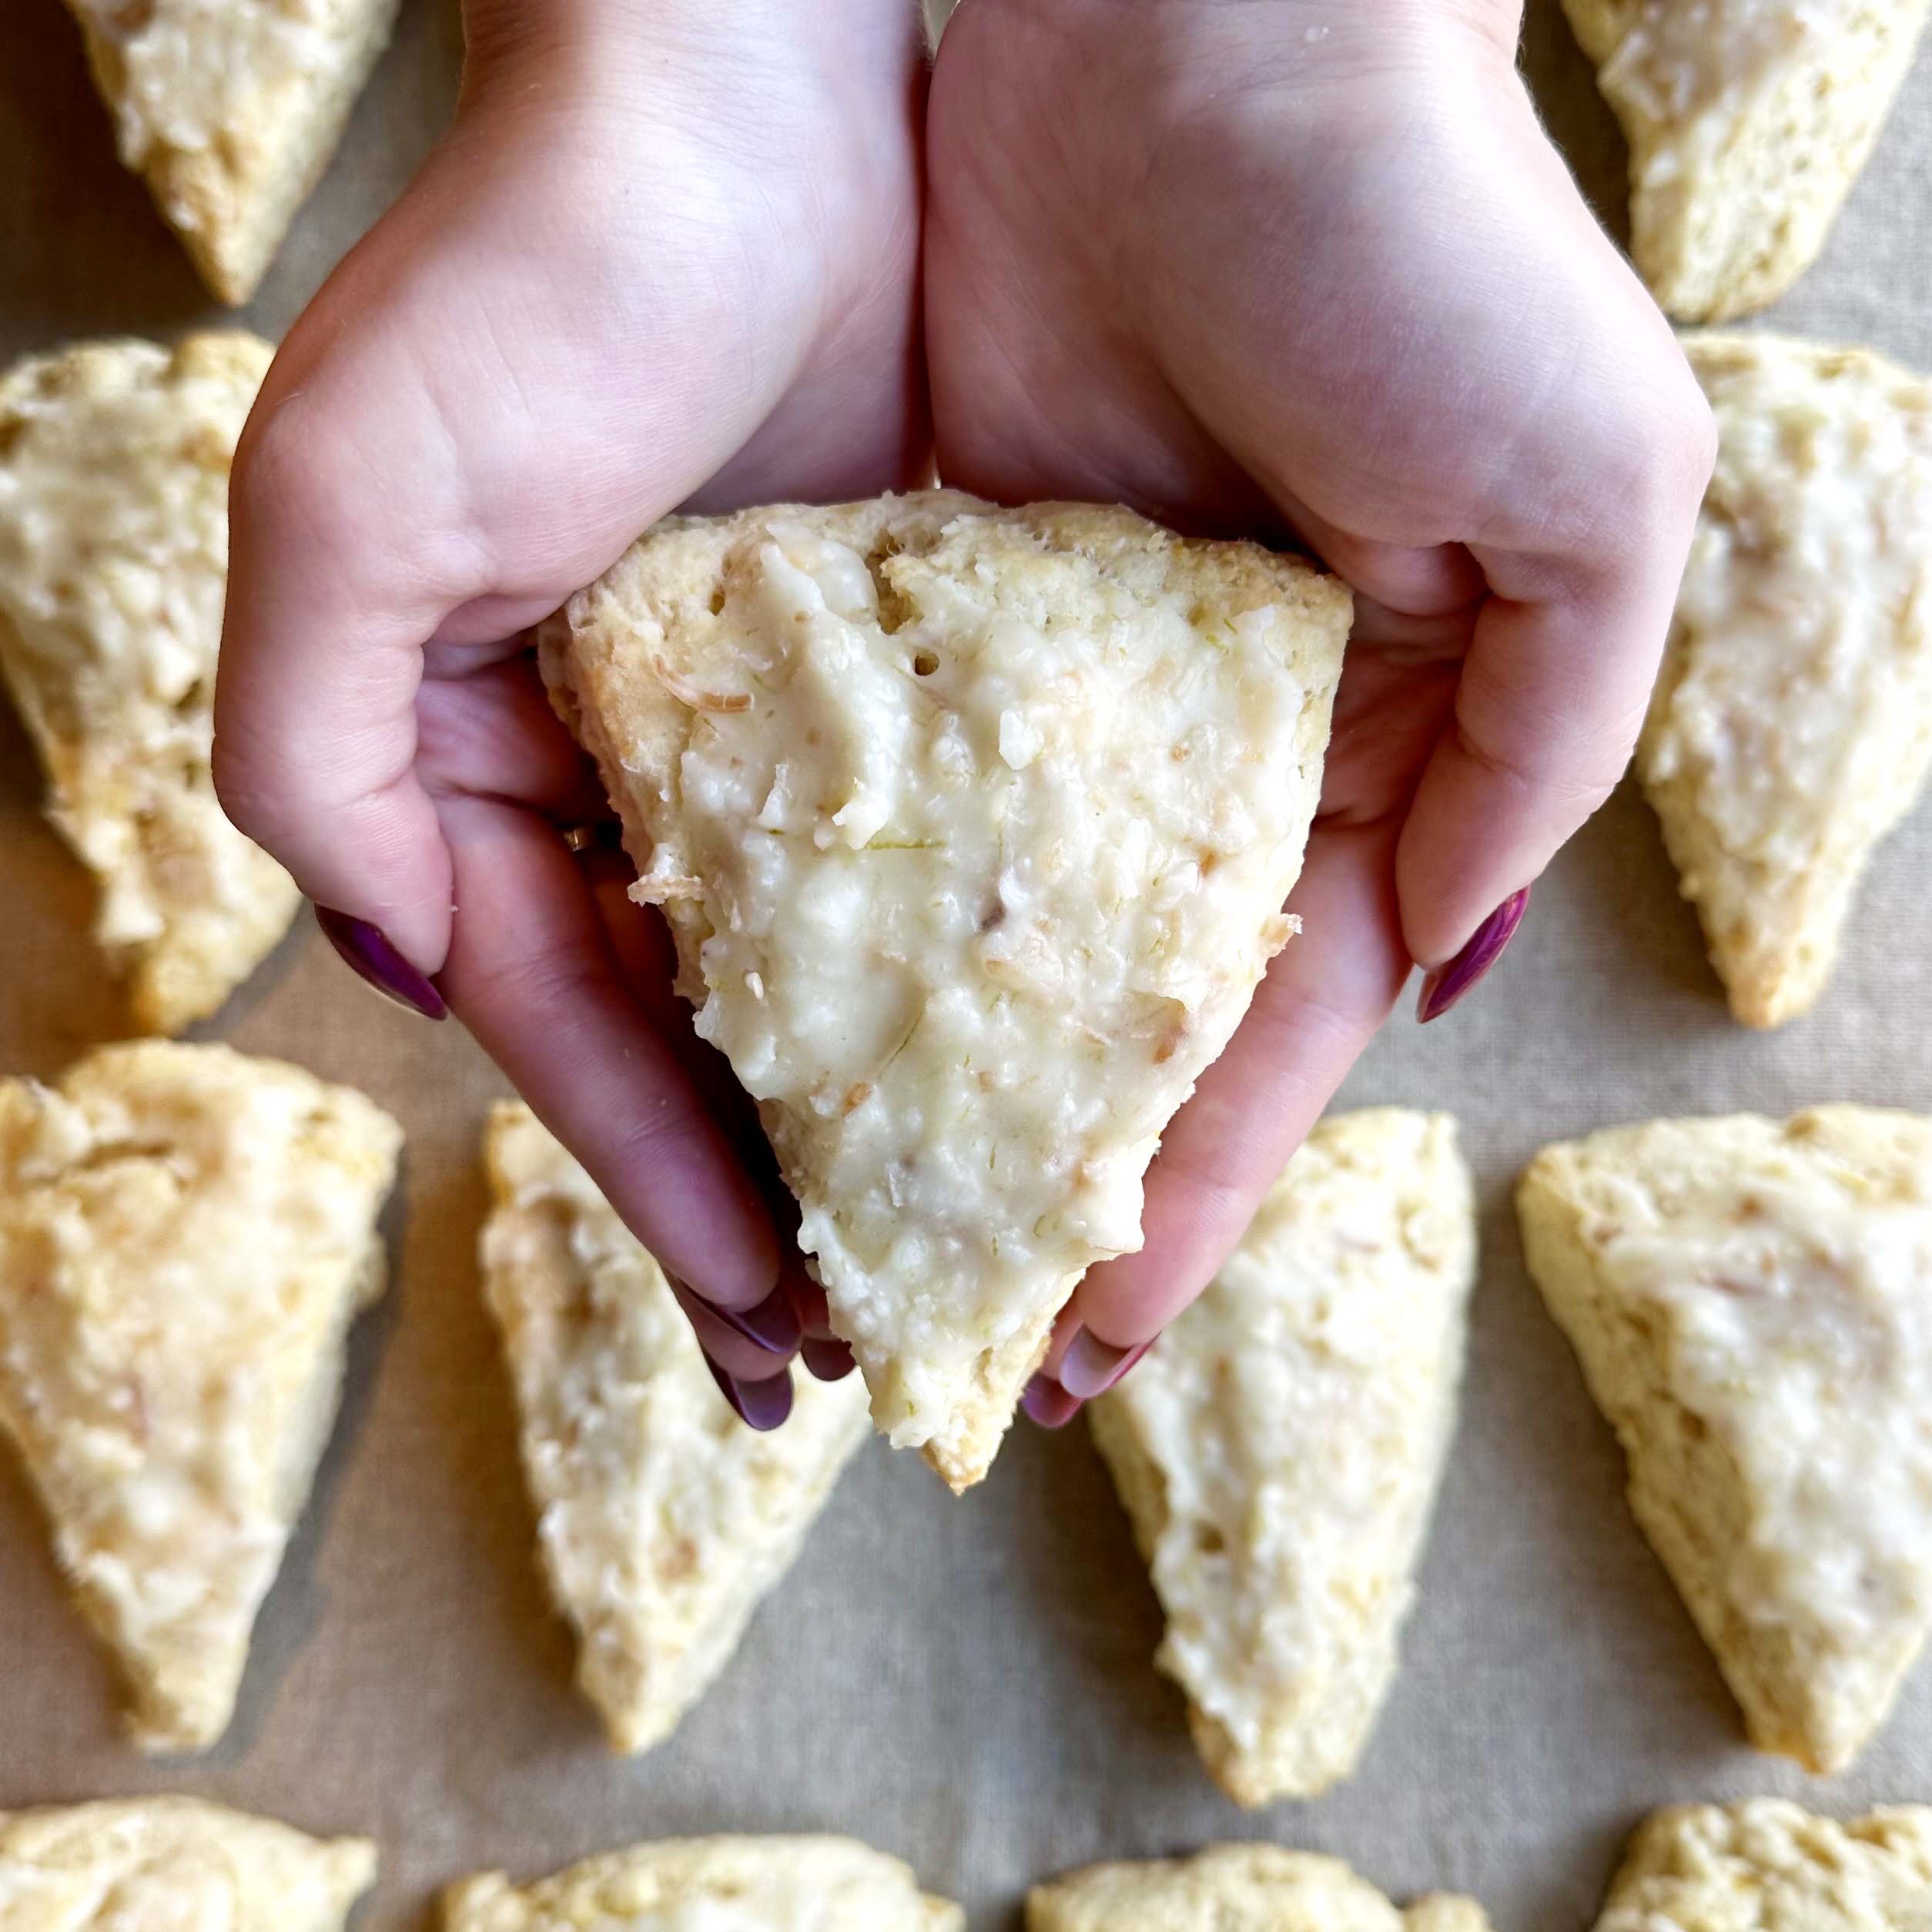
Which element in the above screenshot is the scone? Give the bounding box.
[1518,1108,1932,1773]
[0,335,300,1033]
[0,1040,401,1751]
[1026,1846,1490,1932]
[444,1835,963,1930]
[0,1796,375,1928]
[62,0,401,304]
[1639,333,1932,1029]
[1562,0,1932,321]
[1594,1800,1932,1929]
[540,492,1351,1489]
[480,1102,870,1753]
[1087,1110,1476,1804]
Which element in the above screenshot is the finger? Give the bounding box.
[1037,812,1411,1405]
[436,793,789,1364]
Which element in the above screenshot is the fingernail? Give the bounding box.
[314,906,447,1020]
[1416,887,1530,1024]
[1057,1329,1155,1401]
[702,1354,794,1431]
[800,1336,856,1382]
[669,1277,801,1355]
[1021,1374,1083,1430]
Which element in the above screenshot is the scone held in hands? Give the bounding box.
[541,492,1350,1488]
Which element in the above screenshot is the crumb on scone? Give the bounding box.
[1026,1844,1492,1931]
[1639,332,1932,1029]
[0,333,300,1033]
[61,0,402,304]
[1518,1107,1932,1773]
[479,1102,869,1753]
[1562,0,1932,322]
[444,1834,963,1931]
[0,1795,374,1928]
[1088,1108,1476,1804]
[1593,1799,1932,1930]
[0,1040,400,1751]
[539,491,1350,1490]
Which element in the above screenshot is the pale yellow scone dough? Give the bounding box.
[1639,333,1932,1029]
[1563,0,1932,321]
[1594,1799,1932,1930]
[0,1040,401,1752]
[62,0,401,304]
[444,1835,963,1931]
[1026,1846,1491,1932]
[0,1796,375,1930]
[0,334,299,1034]
[480,1102,870,1753]
[541,492,1350,1490]
[1519,1107,1932,1773]
[1087,1110,1476,1805]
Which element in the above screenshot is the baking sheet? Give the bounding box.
[2,5,1931,1926]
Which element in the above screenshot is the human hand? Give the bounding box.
[214,0,929,1422]
[925,0,1716,1418]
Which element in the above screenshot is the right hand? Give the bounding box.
[213,0,929,1420]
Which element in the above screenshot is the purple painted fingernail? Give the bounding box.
[1021,1374,1083,1430]
[669,1277,801,1355]
[801,1336,856,1383]
[314,906,447,1020]
[702,1354,794,1431]
[1057,1329,1155,1401]
[1416,888,1531,1024]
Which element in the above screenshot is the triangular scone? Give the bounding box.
[445,1836,963,1931]
[1088,1110,1476,1804]
[1638,333,1932,1029]
[0,335,300,1033]
[480,1101,870,1753]
[1518,1107,1932,1773]
[1594,1800,1932,1930]
[1027,1847,1492,1932]
[540,493,1350,1490]
[0,1796,375,1929]
[62,0,401,304]
[0,1040,401,1751]
[1562,0,1932,321]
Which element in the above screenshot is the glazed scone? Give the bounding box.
[1594,1800,1932,1930]
[444,1835,963,1930]
[0,1040,401,1751]
[1026,1846,1491,1932]
[1518,1107,1932,1772]
[1562,0,1932,321]
[1087,1110,1476,1804]
[0,335,300,1033]
[480,1102,870,1753]
[540,492,1350,1489]
[62,0,401,303]
[0,1796,375,1929]
[1639,333,1932,1028]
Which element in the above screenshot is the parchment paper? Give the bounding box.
[2,6,1930,1926]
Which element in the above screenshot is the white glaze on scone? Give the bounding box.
[1519,1107,1932,1771]
[1089,1109,1476,1803]
[480,1103,869,1753]
[0,1041,400,1750]
[541,492,1349,1488]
